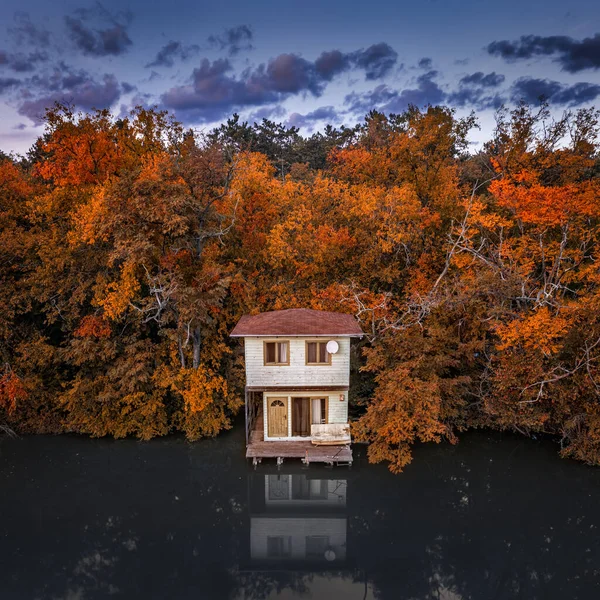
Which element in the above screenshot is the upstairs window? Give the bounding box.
[264,341,289,365]
[306,341,331,365]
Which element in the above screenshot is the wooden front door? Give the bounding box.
[267,397,288,437]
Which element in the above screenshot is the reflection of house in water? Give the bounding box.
[247,472,348,568]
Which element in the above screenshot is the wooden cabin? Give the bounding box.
[230,308,363,465]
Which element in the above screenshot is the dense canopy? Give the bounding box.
[1,102,600,472]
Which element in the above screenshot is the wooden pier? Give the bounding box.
[246,411,352,466]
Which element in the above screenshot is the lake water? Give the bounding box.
[1,424,599,599]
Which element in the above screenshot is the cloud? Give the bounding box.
[0,77,21,94]
[286,105,339,128]
[511,77,600,106]
[121,81,136,94]
[17,66,121,123]
[161,58,269,121]
[0,49,49,72]
[8,12,51,47]
[345,70,445,115]
[418,57,433,70]
[350,43,398,80]
[162,43,400,123]
[208,25,254,56]
[118,92,155,118]
[12,123,27,130]
[246,105,287,123]
[447,89,505,110]
[446,71,506,109]
[314,50,350,81]
[459,71,505,88]
[162,54,326,122]
[315,44,398,81]
[146,41,200,68]
[65,5,133,57]
[487,33,600,73]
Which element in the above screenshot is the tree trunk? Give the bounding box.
[177,332,186,369]
[192,326,201,369]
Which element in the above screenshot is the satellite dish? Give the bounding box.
[324,548,336,561]
[326,340,339,354]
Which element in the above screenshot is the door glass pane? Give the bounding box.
[268,474,290,500]
[291,475,310,499]
[311,398,322,424]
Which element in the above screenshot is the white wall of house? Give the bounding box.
[250,517,347,562]
[262,391,348,441]
[244,336,350,388]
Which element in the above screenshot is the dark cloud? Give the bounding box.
[0,77,21,94]
[345,70,445,115]
[121,82,136,94]
[447,88,505,110]
[208,25,254,56]
[260,53,324,94]
[314,50,350,81]
[161,58,271,121]
[487,33,600,73]
[17,67,121,123]
[418,57,433,70]
[0,49,49,72]
[8,12,51,47]
[313,44,399,81]
[446,71,506,109]
[287,106,339,128]
[162,54,325,122]
[162,43,400,123]
[65,5,133,57]
[459,71,505,88]
[511,77,600,106]
[351,43,398,80]
[12,123,27,130]
[146,41,200,68]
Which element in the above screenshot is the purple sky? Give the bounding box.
[1,0,599,155]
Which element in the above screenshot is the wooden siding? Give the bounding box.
[244,337,350,388]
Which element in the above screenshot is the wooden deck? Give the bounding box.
[246,410,352,466]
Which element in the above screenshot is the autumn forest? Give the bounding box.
[1,102,600,472]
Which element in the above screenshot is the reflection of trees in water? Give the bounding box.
[351,435,600,600]
[230,572,312,600]
[1,429,600,599]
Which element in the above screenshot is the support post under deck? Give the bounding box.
[244,389,249,447]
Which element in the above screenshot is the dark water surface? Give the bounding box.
[1,425,599,599]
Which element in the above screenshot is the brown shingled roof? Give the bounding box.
[230,308,363,337]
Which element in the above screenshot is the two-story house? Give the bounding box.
[230,308,363,465]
